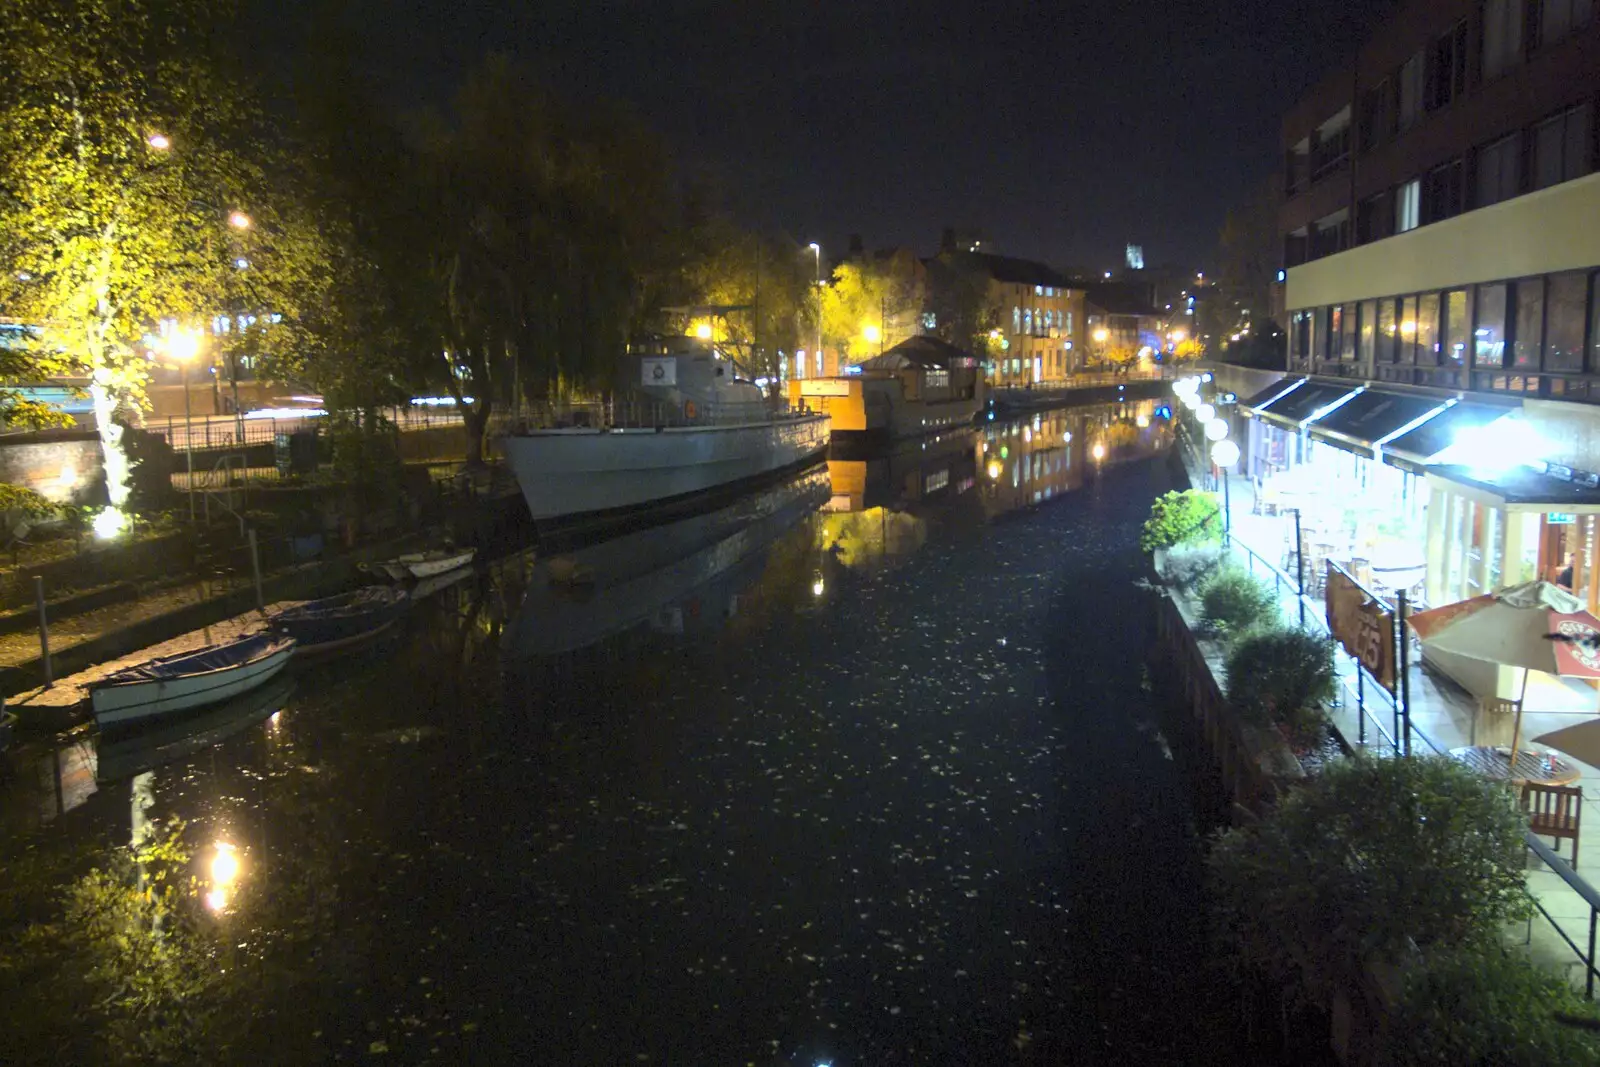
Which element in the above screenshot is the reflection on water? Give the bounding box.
[0,398,1213,1065]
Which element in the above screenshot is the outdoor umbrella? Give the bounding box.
[1532,719,1600,771]
[1406,580,1600,762]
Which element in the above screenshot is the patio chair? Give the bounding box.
[1521,782,1583,868]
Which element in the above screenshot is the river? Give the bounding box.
[0,397,1260,1064]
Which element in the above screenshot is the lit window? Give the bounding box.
[1034,285,1043,295]
[1395,179,1420,232]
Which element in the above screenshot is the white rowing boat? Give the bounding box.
[90,633,297,731]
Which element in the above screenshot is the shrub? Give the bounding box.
[1225,627,1336,736]
[1199,565,1278,640]
[1382,942,1600,1066]
[1208,757,1532,1005]
[1140,489,1221,553]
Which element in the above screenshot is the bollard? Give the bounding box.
[34,575,52,687]
[249,529,264,611]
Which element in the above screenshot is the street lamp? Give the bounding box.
[862,323,881,345]
[228,211,252,230]
[165,328,202,524]
[147,132,171,151]
[1211,438,1240,541]
[807,243,823,375]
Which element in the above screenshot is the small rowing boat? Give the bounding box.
[90,632,297,731]
[269,586,410,655]
[369,547,476,581]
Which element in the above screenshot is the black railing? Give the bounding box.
[1524,832,1600,999]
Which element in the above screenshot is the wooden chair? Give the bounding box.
[1471,697,1520,746]
[1521,782,1583,868]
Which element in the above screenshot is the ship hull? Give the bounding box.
[502,415,830,522]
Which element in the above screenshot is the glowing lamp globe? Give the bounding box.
[1205,418,1229,441]
[1210,439,1241,468]
[1196,403,1215,422]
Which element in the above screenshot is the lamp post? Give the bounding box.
[167,328,202,524]
[808,243,822,376]
[1211,437,1240,544]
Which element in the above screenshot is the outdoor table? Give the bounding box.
[1449,745,1582,787]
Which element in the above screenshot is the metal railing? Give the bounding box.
[493,394,815,434]
[1524,832,1600,998]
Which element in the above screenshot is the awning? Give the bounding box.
[1307,389,1451,458]
[1254,381,1361,432]
[1381,401,1516,473]
[1426,464,1600,512]
[1237,377,1305,417]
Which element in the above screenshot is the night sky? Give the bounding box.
[265,0,1396,273]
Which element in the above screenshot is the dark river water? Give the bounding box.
[0,398,1258,1064]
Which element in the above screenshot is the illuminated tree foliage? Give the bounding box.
[820,261,923,366]
[0,0,330,509]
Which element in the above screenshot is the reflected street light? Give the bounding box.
[206,840,241,913]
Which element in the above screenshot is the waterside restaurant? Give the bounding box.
[1221,374,1600,711]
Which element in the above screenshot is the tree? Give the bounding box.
[820,259,924,366]
[924,261,993,355]
[0,0,331,516]
[678,221,809,381]
[403,58,682,463]
[1208,756,1531,1004]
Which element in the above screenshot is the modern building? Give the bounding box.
[1251,0,1600,701]
[938,249,1086,386]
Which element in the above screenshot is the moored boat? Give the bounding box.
[90,632,297,731]
[269,586,410,655]
[368,548,477,581]
[788,335,983,442]
[501,336,830,525]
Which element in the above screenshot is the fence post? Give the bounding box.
[1398,589,1412,758]
[34,575,51,687]
[1357,663,1366,746]
[249,529,264,611]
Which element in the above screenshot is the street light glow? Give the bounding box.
[1092,328,1109,344]
[228,211,251,230]
[147,133,171,150]
[862,323,881,344]
[694,322,713,340]
[165,328,201,362]
[1211,439,1241,468]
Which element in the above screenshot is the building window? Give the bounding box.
[1034,285,1042,295]
[1340,303,1358,361]
[1424,160,1463,222]
[1290,310,1310,364]
[1443,288,1471,365]
[1533,103,1593,190]
[1425,22,1467,112]
[1064,311,1073,335]
[1474,132,1522,206]
[1395,179,1420,232]
[1358,300,1376,365]
[1476,283,1508,366]
[1513,278,1544,368]
[1590,274,1600,373]
[1399,296,1419,364]
[1415,293,1441,365]
[1483,0,1524,81]
[1538,0,1595,48]
[1359,80,1393,151]
[1358,191,1391,243]
[1377,299,1397,362]
[1013,306,1021,333]
[1397,51,1424,130]
[1311,112,1351,179]
[1545,271,1588,371]
[1312,306,1329,361]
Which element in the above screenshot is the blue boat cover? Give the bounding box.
[274,585,407,623]
[98,633,294,686]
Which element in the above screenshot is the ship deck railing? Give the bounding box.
[492,396,823,435]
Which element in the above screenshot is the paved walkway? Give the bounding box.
[1184,444,1600,994]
